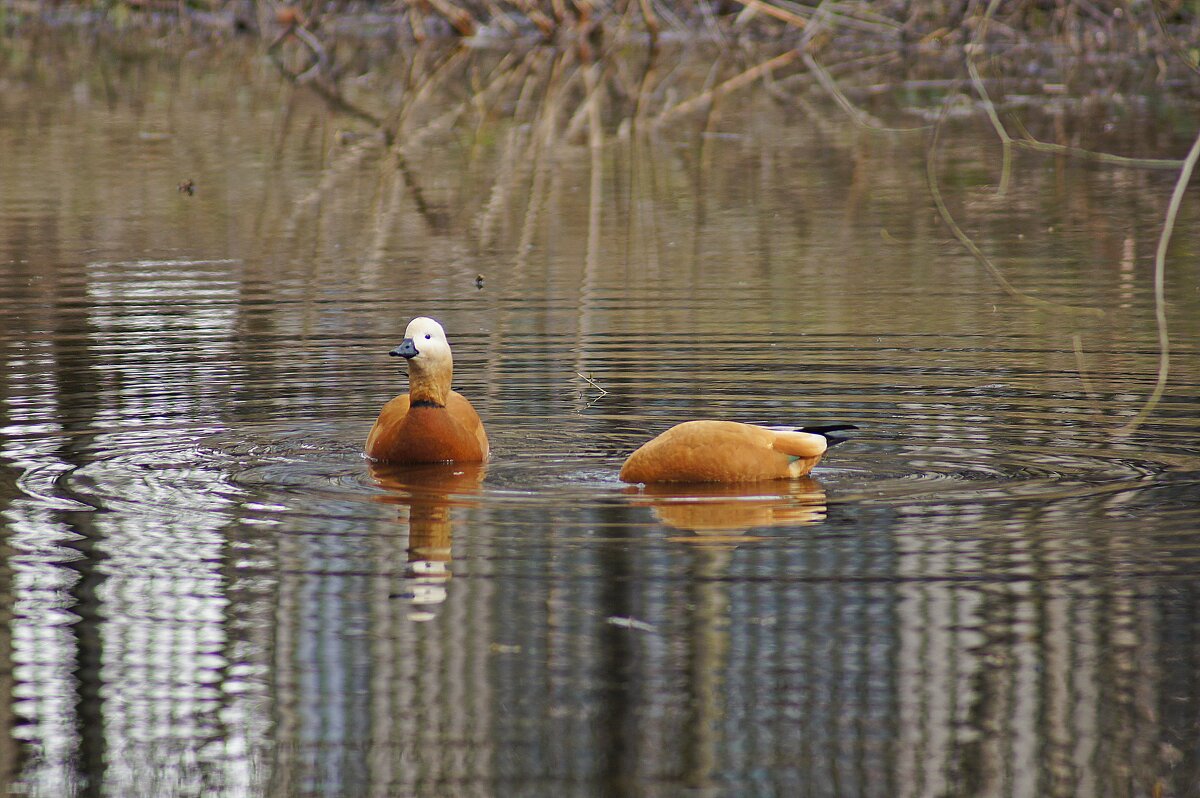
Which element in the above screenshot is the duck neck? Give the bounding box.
[407,360,452,407]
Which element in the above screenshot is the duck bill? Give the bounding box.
[389,338,419,359]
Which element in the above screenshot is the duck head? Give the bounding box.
[392,316,454,405]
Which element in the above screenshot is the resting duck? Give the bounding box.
[365,317,489,463]
[619,420,855,484]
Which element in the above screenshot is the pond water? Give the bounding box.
[1,31,1199,797]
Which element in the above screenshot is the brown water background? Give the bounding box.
[1,30,1200,797]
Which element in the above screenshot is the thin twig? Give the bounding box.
[1115,123,1200,434]
[576,371,608,396]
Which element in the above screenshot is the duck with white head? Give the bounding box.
[365,317,489,463]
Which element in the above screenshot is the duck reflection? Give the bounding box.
[619,478,828,788]
[628,477,828,537]
[369,462,486,621]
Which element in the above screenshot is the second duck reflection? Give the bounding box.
[370,463,830,618]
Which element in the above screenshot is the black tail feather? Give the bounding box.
[803,423,859,448]
[801,424,859,435]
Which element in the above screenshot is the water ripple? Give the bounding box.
[17,410,1184,527]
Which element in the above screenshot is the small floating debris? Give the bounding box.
[576,371,607,401]
[178,179,196,196]
[606,616,655,633]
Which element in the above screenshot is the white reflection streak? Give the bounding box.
[86,260,240,429]
[81,260,265,794]
[1,340,82,794]
[894,520,983,798]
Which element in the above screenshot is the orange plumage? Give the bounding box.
[365,317,488,464]
[619,420,852,484]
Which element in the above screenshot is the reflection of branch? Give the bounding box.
[392,149,453,233]
[424,0,478,36]
[289,24,330,82]
[636,0,660,43]
[969,0,1014,194]
[728,0,897,34]
[656,49,800,125]
[270,24,470,236]
[803,52,926,133]
[268,23,386,133]
[302,78,387,133]
[927,102,1104,318]
[968,1,1181,172]
[1006,116,1183,170]
[1115,124,1200,434]
[279,136,380,243]
[728,0,808,29]
[391,47,472,139]
[966,58,1013,194]
[583,62,604,272]
[786,1,923,134]
[1071,334,1102,408]
[473,56,561,249]
[1150,0,1200,79]
[514,54,572,276]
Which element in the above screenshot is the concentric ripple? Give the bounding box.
[22,405,1187,532]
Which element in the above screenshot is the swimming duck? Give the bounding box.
[619,420,855,484]
[365,317,489,463]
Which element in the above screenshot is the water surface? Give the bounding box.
[1,33,1200,797]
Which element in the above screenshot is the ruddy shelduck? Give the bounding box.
[619,420,855,484]
[365,317,489,464]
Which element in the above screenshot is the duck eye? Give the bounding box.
[424,334,432,339]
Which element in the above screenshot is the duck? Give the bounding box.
[365,317,489,463]
[619,420,855,484]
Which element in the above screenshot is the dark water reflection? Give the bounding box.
[2,32,1200,797]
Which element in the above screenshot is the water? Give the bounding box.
[2,32,1200,797]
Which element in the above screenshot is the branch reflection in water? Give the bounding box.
[368,462,486,621]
